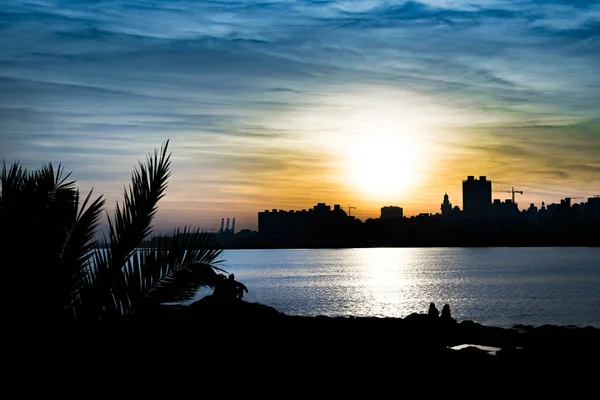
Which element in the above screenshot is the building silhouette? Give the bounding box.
[492,198,519,219]
[258,203,361,245]
[588,196,600,221]
[462,176,492,219]
[249,180,599,248]
[381,205,403,220]
[524,203,539,224]
[440,193,452,216]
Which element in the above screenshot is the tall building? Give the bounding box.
[380,205,403,219]
[588,197,600,221]
[440,193,452,216]
[462,175,492,218]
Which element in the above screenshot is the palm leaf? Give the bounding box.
[122,227,225,314]
[107,139,171,275]
[60,188,105,307]
[0,160,27,204]
[71,239,115,321]
[36,162,76,193]
[74,140,173,320]
[1,160,103,322]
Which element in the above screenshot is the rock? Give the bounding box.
[185,294,283,322]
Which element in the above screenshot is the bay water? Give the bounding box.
[194,247,600,329]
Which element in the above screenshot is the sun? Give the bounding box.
[346,128,422,200]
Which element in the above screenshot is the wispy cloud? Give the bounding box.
[1,0,599,228]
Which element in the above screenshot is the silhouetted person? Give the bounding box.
[441,304,451,320]
[440,304,456,324]
[428,302,439,318]
[224,274,237,300]
[213,273,248,301]
[213,273,230,299]
[228,274,248,300]
[235,280,248,300]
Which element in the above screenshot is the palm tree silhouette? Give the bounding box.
[1,140,226,323]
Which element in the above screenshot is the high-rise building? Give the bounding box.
[587,197,600,221]
[462,175,492,218]
[380,205,403,219]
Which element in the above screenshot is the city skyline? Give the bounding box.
[2,1,599,233]
[217,179,599,233]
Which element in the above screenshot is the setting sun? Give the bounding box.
[348,133,421,198]
[342,112,425,201]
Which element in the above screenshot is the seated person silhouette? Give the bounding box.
[213,273,231,299]
[227,274,248,300]
[213,273,247,301]
[234,277,248,300]
[440,304,455,323]
[428,302,440,318]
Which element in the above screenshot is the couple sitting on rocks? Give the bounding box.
[213,273,248,301]
[428,302,456,323]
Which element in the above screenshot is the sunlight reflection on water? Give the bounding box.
[192,247,600,329]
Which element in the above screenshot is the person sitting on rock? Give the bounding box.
[440,304,456,323]
[226,273,248,300]
[235,278,248,300]
[212,273,228,299]
[428,302,440,318]
[213,273,248,301]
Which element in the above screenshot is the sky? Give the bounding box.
[1,0,599,232]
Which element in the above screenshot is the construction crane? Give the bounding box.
[347,205,356,216]
[494,187,523,204]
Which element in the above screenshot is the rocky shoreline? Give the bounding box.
[129,296,600,379]
[28,295,597,390]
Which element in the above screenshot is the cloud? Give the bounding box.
[1,0,599,227]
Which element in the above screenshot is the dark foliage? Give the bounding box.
[1,140,228,322]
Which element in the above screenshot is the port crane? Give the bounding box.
[347,205,356,216]
[494,187,523,204]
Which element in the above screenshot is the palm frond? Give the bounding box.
[1,160,27,202]
[4,139,231,323]
[122,227,225,313]
[60,188,105,296]
[70,238,114,321]
[37,162,76,191]
[2,160,97,320]
[107,139,171,274]
[71,140,173,320]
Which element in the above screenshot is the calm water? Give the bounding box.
[193,247,600,329]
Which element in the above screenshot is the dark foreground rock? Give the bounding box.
[128,296,600,380]
[25,296,599,391]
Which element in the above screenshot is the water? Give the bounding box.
[193,247,600,329]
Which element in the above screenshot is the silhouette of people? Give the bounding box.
[441,304,451,320]
[440,303,456,324]
[213,273,248,301]
[228,274,248,300]
[212,273,229,299]
[428,302,439,318]
[234,277,248,300]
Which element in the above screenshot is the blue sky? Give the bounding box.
[1,0,599,231]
